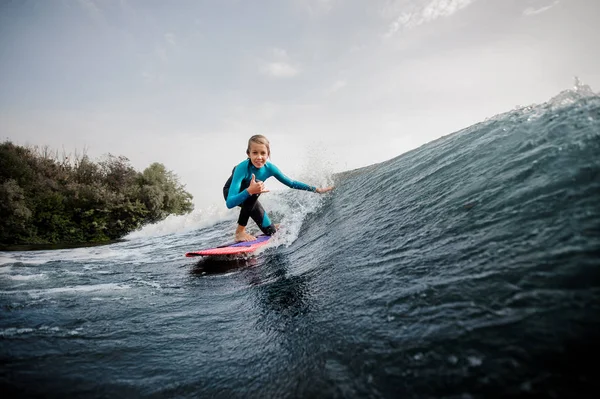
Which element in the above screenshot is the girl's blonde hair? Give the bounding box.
[246,135,271,156]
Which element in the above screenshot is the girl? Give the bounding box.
[223,135,334,242]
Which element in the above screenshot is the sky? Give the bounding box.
[1,0,599,208]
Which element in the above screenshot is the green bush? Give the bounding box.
[0,141,194,245]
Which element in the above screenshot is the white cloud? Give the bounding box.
[155,45,168,62]
[260,48,300,78]
[385,0,478,37]
[76,0,105,24]
[271,48,289,59]
[523,1,559,16]
[153,33,177,64]
[261,62,300,78]
[296,0,338,17]
[164,32,177,46]
[141,70,156,83]
[325,79,347,94]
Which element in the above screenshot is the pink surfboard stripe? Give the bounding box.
[185,235,272,257]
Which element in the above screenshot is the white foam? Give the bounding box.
[134,279,162,289]
[0,265,13,273]
[126,205,235,239]
[0,325,82,337]
[0,245,129,266]
[0,327,35,337]
[0,283,131,297]
[0,255,15,267]
[262,188,329,248]
[6,274,47,281]
[39,326,61,332]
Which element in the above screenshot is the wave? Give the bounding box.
[2,81,599,398]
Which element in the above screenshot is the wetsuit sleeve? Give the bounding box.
[269,163,316,192]
[226,163,251,208]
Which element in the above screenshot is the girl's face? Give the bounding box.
[248,142,269,168]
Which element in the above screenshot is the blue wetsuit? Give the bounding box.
[223,159,316,235]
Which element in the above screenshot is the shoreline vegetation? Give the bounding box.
[0,141,194,248]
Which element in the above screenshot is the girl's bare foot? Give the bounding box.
[235,225,256,242]
[235,231,256,242]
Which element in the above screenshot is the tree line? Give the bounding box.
[0,141,194,246]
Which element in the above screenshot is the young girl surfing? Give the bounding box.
[223,135,334,242]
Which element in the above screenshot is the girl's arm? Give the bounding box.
[225,163,251,208]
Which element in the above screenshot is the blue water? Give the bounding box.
[2,83,599,398]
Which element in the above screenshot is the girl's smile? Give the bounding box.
[248,142,269,168]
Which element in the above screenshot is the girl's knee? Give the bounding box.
[262,224,277,236]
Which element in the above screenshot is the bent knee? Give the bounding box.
[262,224,277,236]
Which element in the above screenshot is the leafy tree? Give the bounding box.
[0,179,33,243]
[137,162,194,223]
[0,141,194,246]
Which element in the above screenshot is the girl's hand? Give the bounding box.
[316,186,334,194]
[248,174,270,195]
